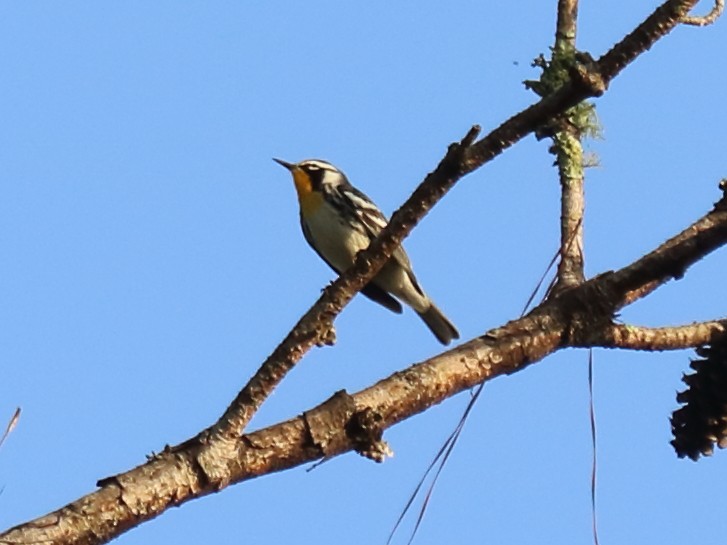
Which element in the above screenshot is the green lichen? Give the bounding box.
[525,49,602,145]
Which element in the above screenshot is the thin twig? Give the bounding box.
[0,408,20,450]
[387,384,485,545]
[577,320,727,350]
[682,0,724,25]
[393,212,583,543]
[588,350,600,545]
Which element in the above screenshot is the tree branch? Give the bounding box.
[556,0,579,48]
[682,0,724,25]
[207,0,702,447]
[597,0,699,82]
[606,188,727,309]
[553,0,587,290]
[4,179,725,545]
[0,1,709,544]
[579,320,727,350]
[197,127,480,465]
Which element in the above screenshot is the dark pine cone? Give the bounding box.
[671,337,727,460]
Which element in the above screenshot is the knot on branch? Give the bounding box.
[303,390,356,457]
[303,392,392,463]
[443,125,481,172]
[552,277,618,345]
[570,52,607,97]
[315,322,337,347]
[525,52,602,141]
[346,408,393,463]
[716,178,727,211]
[671,333,727,460]
[305,296,338,347]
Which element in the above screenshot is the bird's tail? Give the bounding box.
[418,303,460,345]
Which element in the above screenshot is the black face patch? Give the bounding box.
[300,163,325,191]
[299,160,342,191]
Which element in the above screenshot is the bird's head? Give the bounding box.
[273,158,347,199]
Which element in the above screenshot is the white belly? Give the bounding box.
[304,203,372,273]
[303,204,430,313]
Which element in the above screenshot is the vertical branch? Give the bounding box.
[556,0,579,49]
[553,128,586,287]
[555,2,598,544]
[553,0,587,290]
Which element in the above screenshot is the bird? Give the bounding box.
[274,158,459,345]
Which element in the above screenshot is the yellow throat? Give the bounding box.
[292,168,324,215]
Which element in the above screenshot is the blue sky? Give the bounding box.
[1,2,726,544]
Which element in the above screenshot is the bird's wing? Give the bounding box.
[341,186,414,272]
[300,213,403,314]
[361,283,404,313]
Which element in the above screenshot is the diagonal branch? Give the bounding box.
[202,126,479,447]
[596,0,699,82]
[205,0,702,449]
[605,191,727,309]
[0,311,565,545]
[4,179,725,545]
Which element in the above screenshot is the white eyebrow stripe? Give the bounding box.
[301,160,337,171]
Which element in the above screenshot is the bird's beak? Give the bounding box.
[273,158,295,171]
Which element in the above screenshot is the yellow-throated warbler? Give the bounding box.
[274,158,459,345]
